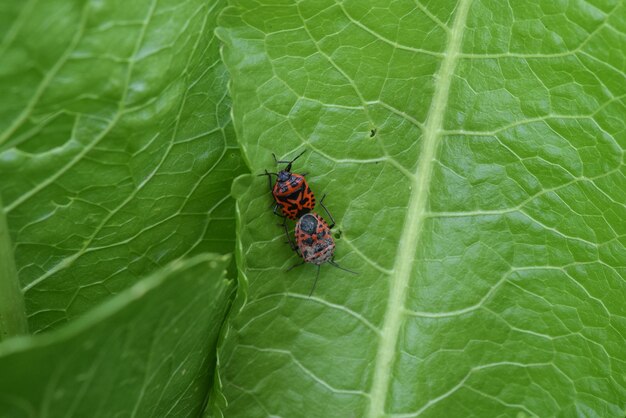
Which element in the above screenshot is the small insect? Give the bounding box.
[284,195,357,296]
[260,150,316,220]
[295,212,335,265]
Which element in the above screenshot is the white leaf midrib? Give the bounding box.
[367,1,473,416]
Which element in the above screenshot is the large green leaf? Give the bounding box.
[0,0,245,333]
[213,0,626,416]
[0,253,233,418]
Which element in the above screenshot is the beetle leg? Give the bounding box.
[272,204,286,218]
[308,265,321,297]
[328,259,358,275]
[286,260,306,272]
[258,169,277,194]
[282,221,298,252]
[319,194,336,229]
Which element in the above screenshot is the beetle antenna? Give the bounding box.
[275,150,306,171]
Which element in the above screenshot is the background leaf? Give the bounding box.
[0,195,28,339]
[214,0,626,416]
[0,253,233,418]
[0,0,245,333]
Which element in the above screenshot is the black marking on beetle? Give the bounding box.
[370,128,377,137]
[278,171,290,182]
[299,214,318,234]
[283,188,303,201]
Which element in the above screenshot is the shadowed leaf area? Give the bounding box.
[0,0,244,416]
[0,0,245,333]
[0,254,234,418]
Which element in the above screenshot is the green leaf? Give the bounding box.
[0,253,233,418]
[0,0,245,333]
[214,0,626,417]
[0,195,28,339]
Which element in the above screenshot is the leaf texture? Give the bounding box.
[214,0,626,416]
[0,0,245,333]
[0,254,233,418]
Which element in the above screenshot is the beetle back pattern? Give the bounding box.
[295,213,335,265]
[261,150,316,220]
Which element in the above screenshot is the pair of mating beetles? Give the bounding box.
[261,151,356,295]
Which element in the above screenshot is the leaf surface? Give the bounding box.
[0,254,233,418]
[214,0,626,416]
[0,0,244,333]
